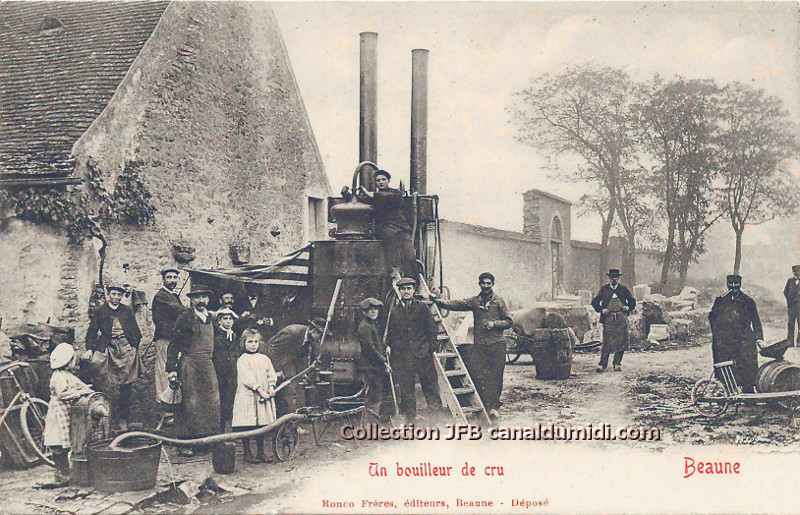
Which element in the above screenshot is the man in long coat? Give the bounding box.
[151,268,185,408]
[358,169,416,280]
[434,272,512,420]
[386,277,442,424]
[85,283,142,430]
[783,265,800,346]
[591,269,637,372]
[709,274,764,393]
[167,283,220,455]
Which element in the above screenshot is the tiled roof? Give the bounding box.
[0,1,169,177]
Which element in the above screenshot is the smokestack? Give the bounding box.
[359,32,378,190]
[410,49,429,195]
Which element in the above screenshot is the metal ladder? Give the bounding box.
[417,274,491,426]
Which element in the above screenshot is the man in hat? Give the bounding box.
[784,265,800,346]
[385,278,441,424]
[85,282,142,430]
[151,268,186,409]
[260,317,326,427]
[240,284,275,339]
[709,274,764,393]
[357,297,394,424]
[591,269,636,372]
[433,272,512,419]
[357,169,417,281]
[167,283,221,455]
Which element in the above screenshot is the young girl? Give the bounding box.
[44,343,95,484]
[231,328,277,463]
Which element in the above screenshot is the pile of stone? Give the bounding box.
[632,285,710,342]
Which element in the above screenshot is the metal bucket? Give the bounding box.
[756,360,800,393]
[88,437,161,492]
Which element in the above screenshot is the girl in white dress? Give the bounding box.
[232,328,277,463]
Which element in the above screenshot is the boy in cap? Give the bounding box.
[591,269,636,372]
[213,309,239,433]
[357,169,417,281]
[85,282,142,430]
[357,297,394,424]
[387,277,443,423]
[784,265,800,346]
[709,274,764,392]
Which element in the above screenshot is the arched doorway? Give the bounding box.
[551,216,564,298]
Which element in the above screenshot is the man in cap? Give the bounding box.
[167,283,221,455]
[784,265,800,346]
[591,269,637,373]
[151,268,186,411]
[260,317,326,427]
[709,274,764,393]
[357,297,394,424]
[433,272,512,420]
[357,169,417,281]
[386,277,442,424]
[240,284,275,339]
[85,282,142,430]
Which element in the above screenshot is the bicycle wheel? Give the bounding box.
[20,398,54,467]
[273,419,299,462]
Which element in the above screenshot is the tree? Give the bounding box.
[716,82,800,274]
[512,65,644,285]
[636,77,721,291]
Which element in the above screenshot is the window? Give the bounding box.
[307,196,327,241]
[39,17,63,32]
[551,215,564,298]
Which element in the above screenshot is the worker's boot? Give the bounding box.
[52,450,70,485]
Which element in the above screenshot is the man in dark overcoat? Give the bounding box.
[167,283,220,456]
[709,274,764,393]
[434,272,512,420]
[357,169,417,280]
[783,265,800,346]
[591,269,637,372]
[387,277,442,424]
[239,284,275,339]
[85,282,142,430]
[151,268,185,408]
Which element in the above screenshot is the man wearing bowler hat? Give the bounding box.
[433,272,512,420]
[85,281,142,430]
[784,265,800,346]
[151,268,186,409]
[357,169,417,281]
[386,277,442,424]
[709,274,764,393]
[167,282,221,455]
[591,269,636,372]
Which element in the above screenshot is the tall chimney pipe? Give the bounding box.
[359,32,378,190]
[410,49,429,195]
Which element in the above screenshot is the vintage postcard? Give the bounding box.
[0,1,799,513]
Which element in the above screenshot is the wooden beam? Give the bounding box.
[0,176,82,187]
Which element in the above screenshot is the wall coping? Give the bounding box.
[439,219,542,244]
[522,189,573,206]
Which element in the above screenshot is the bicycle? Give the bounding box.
[0,361,53,467]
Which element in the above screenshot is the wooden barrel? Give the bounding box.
[756,360,800,393]
[88,438,161,492]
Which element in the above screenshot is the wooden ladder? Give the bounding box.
[417,274,491,426]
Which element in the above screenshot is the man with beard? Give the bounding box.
[591,269,637,373]
[85,282,142,431]
[357,169,416,281]
[433,272,512,420]
[783,265,800,346]
[167,283,220,456]
[708,274,764,393]
[151,268,185,409]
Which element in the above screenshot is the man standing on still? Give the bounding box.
[784,265,800,346]
[85,282,142,431]
[167,283,220,456]
[709,274,763,393]
[386,278,442,424]
[592,269,636,373]
[433,272,512,420]
[151,268,185,409]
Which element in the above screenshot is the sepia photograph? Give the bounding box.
[0,1,799,513]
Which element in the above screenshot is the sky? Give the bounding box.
[272,2,799,241]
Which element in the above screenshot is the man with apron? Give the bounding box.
[591,269,637,372]
[84,282,142,430]
[166,282,220,456]
[151,268,185,413]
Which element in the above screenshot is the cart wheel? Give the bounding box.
[20,398,54,467]
[691,378,729,418]
[273,420,299,462]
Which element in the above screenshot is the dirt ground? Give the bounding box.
[4,319,800,513]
